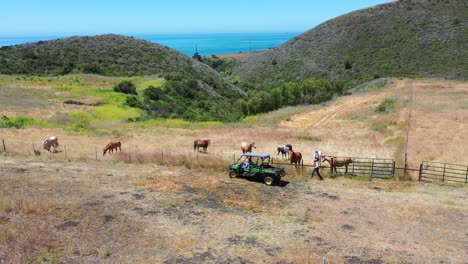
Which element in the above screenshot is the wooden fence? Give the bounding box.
[419,161,468,184]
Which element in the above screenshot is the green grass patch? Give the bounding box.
[55,86,128,105]
[92,105,144,121]
[384,136,405,147]
[137,78,165,93]
[364,81,388,92]
[295,135,322,141]
[370,118,397,132]
[65,111,93,132]
[131,118,223,129]
[0,116,52,129]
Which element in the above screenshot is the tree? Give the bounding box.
[113,80,137,95]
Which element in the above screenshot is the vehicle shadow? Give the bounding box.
[240,177,290,187]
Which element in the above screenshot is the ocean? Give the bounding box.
[0,32,300,56]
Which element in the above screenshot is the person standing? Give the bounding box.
[311,156,324,180]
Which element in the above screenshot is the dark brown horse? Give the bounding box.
[194,139,210,152]
[103,141,121,155]
[290,151,302,166]
[322,156,352,174]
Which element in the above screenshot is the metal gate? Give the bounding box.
[420,161,468,184]
[330,157,395,178]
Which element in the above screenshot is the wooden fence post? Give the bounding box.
[301,159,304,173]
[392,160,396,178]
[128,149,131,162]
[371,159,375,178]
[442,163,446,182]
[330,157,333,174]
[2,139,6,152]
[95,147,98,161]
[418,163,423,181]
[465,166,468,184]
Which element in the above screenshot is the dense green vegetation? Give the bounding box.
[125,74,243,122]
[232,0,467,85]
[200,55,238,76]
[233,79,346,115]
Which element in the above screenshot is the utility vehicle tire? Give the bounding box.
[228,170,237,178]
[264,176,275,186]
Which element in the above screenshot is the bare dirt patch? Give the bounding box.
[0,156,467,263]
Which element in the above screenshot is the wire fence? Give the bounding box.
[1,138,467,184]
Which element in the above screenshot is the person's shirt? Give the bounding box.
[314,159,320,168]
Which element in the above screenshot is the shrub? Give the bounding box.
[0,116,34,129]
[113,80,137,95]
[375,97,398,113]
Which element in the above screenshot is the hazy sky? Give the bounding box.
[1,0,391,36]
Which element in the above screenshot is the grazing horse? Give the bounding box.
[277,144,292,159]
[322,156,352,174]
[289,151,302,166]
[43,136,59,152]
[103,141,121,156]
[194,139,210,152]
[241,142,256,153]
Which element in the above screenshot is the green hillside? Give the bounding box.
[232,0,468,85]
[0,34,246,121]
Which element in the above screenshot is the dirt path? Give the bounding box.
[279,81,405,129]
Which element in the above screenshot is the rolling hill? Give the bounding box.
[0,34,247,121]
[231,0,468,85]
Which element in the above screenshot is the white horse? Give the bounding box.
[43,136,59,153]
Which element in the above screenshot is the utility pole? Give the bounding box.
[404,80,414,177]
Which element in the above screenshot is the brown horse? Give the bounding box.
[103,141,121,155]
[322,156,352,174]
[194,139,210,152]
[241,142,256,153]
[290,151,302,166]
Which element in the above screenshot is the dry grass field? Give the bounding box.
[0,78,467,263]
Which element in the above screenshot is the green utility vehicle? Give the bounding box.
[228,153,286,186]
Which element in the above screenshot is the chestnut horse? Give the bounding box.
[290,151,302,166]
[322,156,352,174]
[103,141,121,155]
[241,142,256,153]
[194,139,210,152]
